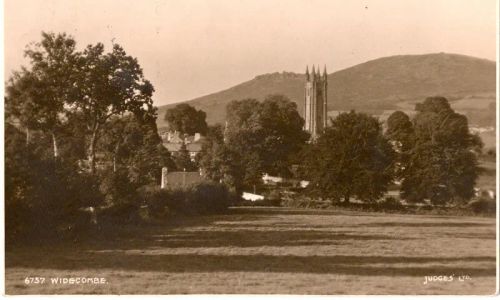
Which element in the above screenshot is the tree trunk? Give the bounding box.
[26,127,30,145]
[88,124,100,174]
[51,132,59,158]
[344,193,350,203]
[113,143,120,173]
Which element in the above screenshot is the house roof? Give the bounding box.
[163,142,182,152]
[162,142,203,153]
[186,143,202,152]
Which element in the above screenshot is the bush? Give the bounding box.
[280,194,330,209]
[134,181,235,216]
[378,196,403,210]
[265,190,282,206]
[239,199,280,207]
[137,184,171,218]
[184,181,233,214]
[466,197,496,215]
[99,169,139,209]
[5,147,104,241]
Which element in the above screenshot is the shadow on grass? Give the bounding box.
[7,252,496,277]
[6,207,497,278]
[360,222,492,227]
[229,207,377,217]
[143,229,414,248]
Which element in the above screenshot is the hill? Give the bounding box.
[156,53,496,128]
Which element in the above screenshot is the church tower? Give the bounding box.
[304,65,328,140]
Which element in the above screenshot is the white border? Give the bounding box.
[0,0,499,299]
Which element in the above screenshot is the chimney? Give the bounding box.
[161,167,168,189]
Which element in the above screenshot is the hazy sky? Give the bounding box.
[5,0,497,106]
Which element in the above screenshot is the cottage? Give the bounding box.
[161,131,204,161]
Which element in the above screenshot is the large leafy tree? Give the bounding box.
[100,114,174,186]
[164,103,208,136]
[398,97,482,204]
[5,32,80,157]
[225,98,265,190]
[303,111,395,202]
[199,124,245,194]
[199,95,308,193]
[259,95,309,176]
[71,43,155,173]
[385,110,415,180]
[226,95,308,175]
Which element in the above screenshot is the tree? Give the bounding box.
[386,110,414,152]
[100,114,175,186]
[199,124,245,194]
[5,32,80,157]
[71,43,155,173]
[224,99,265,191]
[164,103,208,136]
[398,96,482,204]
[5,123,103,240]
[222,95,309,191]
[172,143,197,171]
[259,95,309,176]
[302,111,395,202]
[401,143,478,204]
[385,111,415,180]
[200,95,309,192]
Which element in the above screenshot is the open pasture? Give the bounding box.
[5,207,497,295]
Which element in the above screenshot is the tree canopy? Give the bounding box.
[199,95,308,194]
[5,32,81,157]
[6,32,157,174]
[164,103,208,136]
[386,96,482,204]
[303,111,395,202]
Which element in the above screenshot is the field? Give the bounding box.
[5,207,497,295]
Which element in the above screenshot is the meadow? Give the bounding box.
[5,207,497,295]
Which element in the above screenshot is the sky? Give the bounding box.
[4,0,498,106]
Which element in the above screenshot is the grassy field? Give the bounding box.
[5,207,497,295]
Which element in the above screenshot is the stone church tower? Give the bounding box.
[304,65,328,140]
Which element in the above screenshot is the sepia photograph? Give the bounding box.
[2,0,498,295]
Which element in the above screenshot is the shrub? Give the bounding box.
[378,196,403,210]
[164,181,234,215]
[185,181,232,214]
[280,194,330,208]
[265,190,282,206]
[466,197,496,215]
[239,199,280,207]
[99,169,139,208]
[5,148,104,241]
[137,184,171,218]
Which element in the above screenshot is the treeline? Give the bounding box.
[193,96,490,211]
[5,32,493,242]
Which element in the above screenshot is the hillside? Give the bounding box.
[156,53,496,128]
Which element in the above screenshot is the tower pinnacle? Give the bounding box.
[304,64,328,140]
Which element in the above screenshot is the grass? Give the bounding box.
[5,207,497,295]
